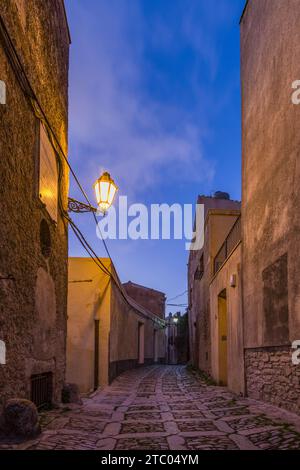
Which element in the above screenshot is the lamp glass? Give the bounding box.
[94,172,118,213]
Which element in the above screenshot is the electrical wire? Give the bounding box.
[0,15,167,328]
[66,213,165,327]
[0,15,165,327]
[167,304,188,307]
[167,290,188,302]
[0,15,116,275]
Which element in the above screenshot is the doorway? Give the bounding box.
[138,323,145,364]
[153,329,158,363]
[218,289,228,386]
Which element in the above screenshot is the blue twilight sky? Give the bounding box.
[65,0,246,315]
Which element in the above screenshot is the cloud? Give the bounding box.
[66,0,215,200]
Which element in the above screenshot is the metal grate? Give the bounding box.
[31,372,53,410]
[214,216,241,274]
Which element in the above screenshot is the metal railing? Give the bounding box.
[31,372,53,410]
[214,216,241,274]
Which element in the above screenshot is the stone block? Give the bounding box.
[2,399,40,438]
[62,383,82,405]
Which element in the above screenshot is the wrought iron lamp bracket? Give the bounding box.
[68,197,97,214]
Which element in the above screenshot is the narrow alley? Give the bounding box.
[2,366,300,451]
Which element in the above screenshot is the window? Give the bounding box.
[31,372,53,410]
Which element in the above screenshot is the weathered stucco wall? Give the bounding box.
[241,0,300,412]
[0,0,70,404]
[67,258,166,393]
[110,277,166,383]
[188,195,241,376]
[210,244,244,395]
[66,258,111,393]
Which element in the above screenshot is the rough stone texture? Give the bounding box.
[2,365,300,450]
[245,348,300,414]
[241,0,300,413]
[62,384,82,405]
[2,399,40,437]
[188,195,241,374]
[0,1,70,404]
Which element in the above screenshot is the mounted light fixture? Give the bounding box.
[94,172,118,214]
[68,171,118,214]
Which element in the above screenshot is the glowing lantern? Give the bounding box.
[94,172,118,213]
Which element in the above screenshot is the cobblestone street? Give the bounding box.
[2,366,300,451]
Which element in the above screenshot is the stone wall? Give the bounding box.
[241,0,300,414]
[245,348,300,414]
[0,0,70,404]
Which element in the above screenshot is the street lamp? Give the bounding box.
[68,171,118,214]
[173,316,179,324]
[94,172,118,214]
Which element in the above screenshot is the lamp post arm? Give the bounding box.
[68,197,97,214]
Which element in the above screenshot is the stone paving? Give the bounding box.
[1,365,300,450]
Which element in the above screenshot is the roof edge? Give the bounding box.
[239,0,250,24]
[123,281,166,298]
[61,0,71,44]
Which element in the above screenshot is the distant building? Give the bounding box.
[166,313,189,365]
[0,1,70,407]
[67,258,166,393]
[166,314,179,365]
[240,0,300,413]
[123,281,166,319]
[188,193,241,376]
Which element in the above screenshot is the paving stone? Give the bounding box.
[2,365,300,451]
[177,420,218,433]
[124,412,161,421]
[172,410,207,420]
[116,437,169,450]
[185,435,239,450]
[248,428,300,450]
[120,422,165,434]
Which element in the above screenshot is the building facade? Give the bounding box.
[0,0,70,406]
[67,258,166,393]
[188,194,241,376]
[123,282,166,319]
[210,218,244,394]
[241,0,300,413]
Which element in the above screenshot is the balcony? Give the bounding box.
[213,216,241,275]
